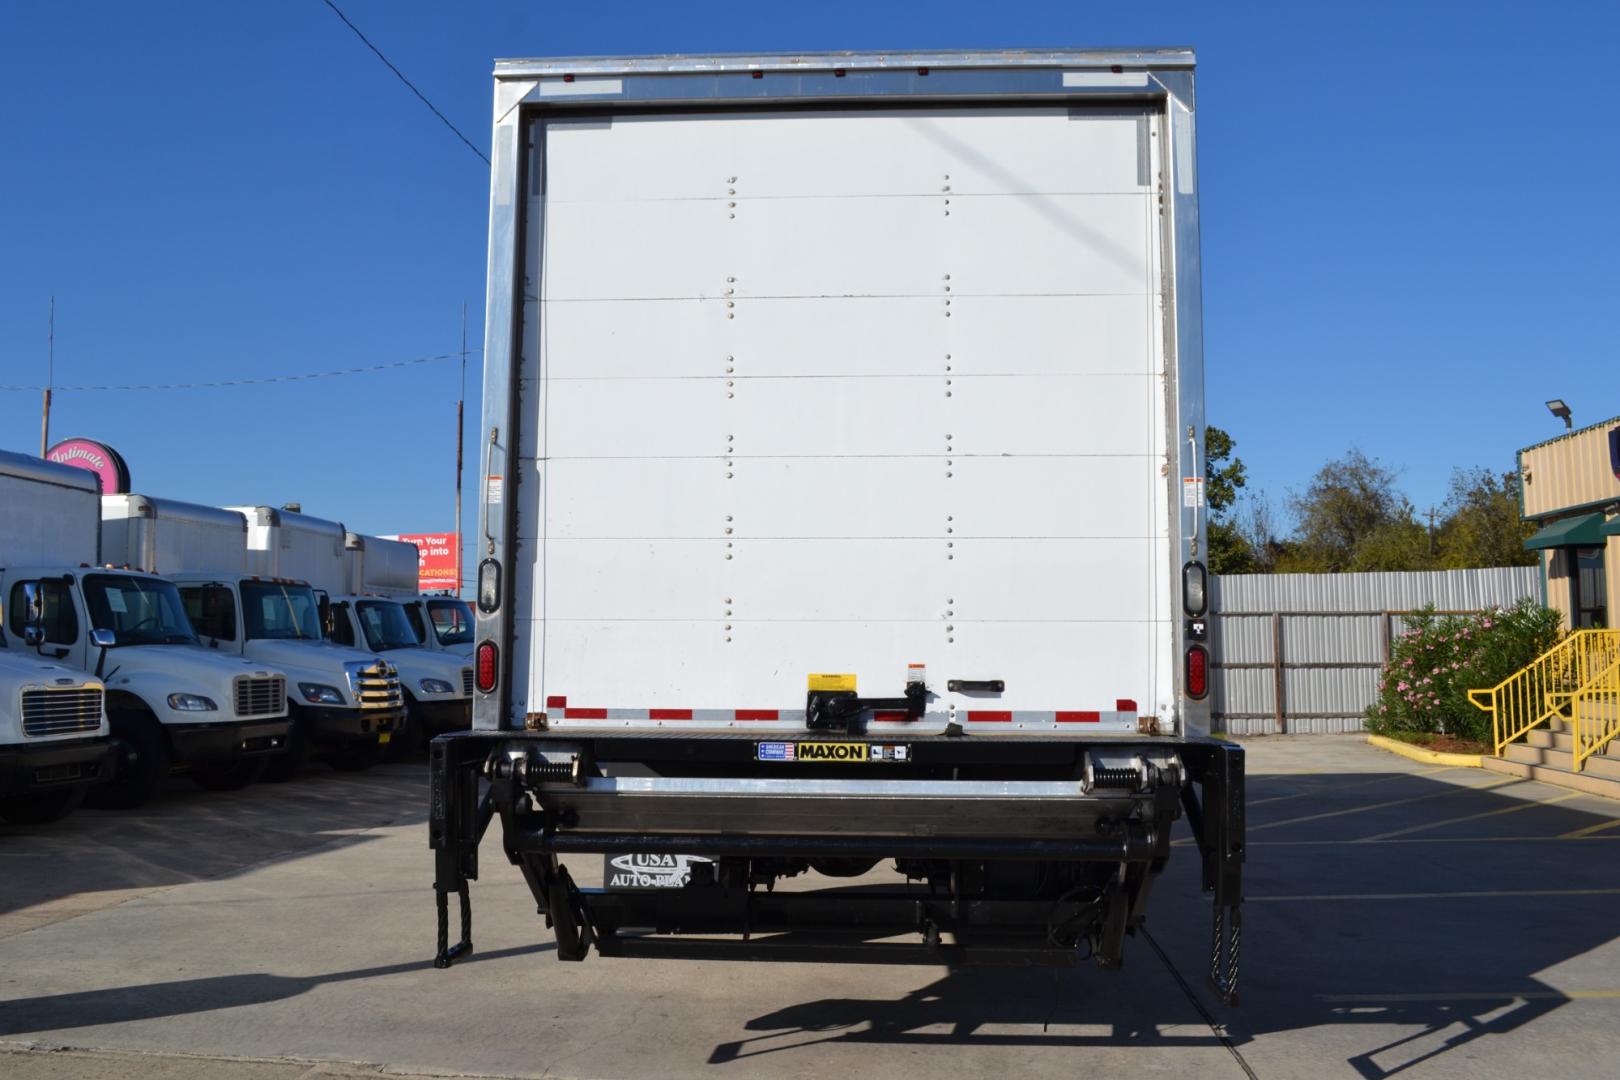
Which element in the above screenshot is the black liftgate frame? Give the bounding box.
[428,731,1244,1005]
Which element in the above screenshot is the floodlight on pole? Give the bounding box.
[1545,399,1572,430]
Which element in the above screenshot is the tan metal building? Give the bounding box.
[1519,416,1620,627]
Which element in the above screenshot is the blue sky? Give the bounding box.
[2,1,1615,582]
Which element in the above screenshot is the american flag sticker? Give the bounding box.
[757,742,795,761]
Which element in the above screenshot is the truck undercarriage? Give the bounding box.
[428,731,1244,1004]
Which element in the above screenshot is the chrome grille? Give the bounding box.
[462,667,474,696]
[234,675,286,717]
[353,662,403,710]
[21,687,103,738]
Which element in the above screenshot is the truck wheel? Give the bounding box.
[329,740,382,773]
[192,758,267,791]
[87,714,171,810]
[0,786,86,825]
[261,713,310,783]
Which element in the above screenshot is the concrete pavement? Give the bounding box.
[3,738,1620,1078]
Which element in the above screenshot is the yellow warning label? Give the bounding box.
[807,673,857,692]
[796,742,869,762]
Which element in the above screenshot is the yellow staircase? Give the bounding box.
[1468,630,1620,799]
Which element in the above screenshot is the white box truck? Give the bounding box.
[429,49,1243,1003]
[100,495,406,777]
[232,508,473,747]
[0,650,114,824]
[348,533,475,660]
[0,450,291,807]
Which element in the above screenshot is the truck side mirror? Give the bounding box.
[20,581,46,648]
[90,628,117,649]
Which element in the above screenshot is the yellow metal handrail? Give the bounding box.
[1467,630,1620,757]
[1564,658,1620,772]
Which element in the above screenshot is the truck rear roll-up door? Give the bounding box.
[524,104,1173,727]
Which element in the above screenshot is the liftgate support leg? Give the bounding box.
[1197,741,1246,1006]
[430,736,493,968]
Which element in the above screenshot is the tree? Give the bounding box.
[1436,467,1536,569]
[1204,426,1256,574]
[1279,449,1421,572]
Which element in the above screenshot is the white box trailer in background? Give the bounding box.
[344,532,419,597]
[102,496,405,776]
[348,533,475,659]
[232,508,473,746]
[431,50,1242,1002]
[0,451,290,807]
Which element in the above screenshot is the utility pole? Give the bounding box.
[455,302,467,598]
[39,298,54,456]
[1427,506,1437,557]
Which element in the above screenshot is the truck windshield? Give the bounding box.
[240,581,323,641]
[427,599,474,646]
[354,601,419,651]
[82,574,197,646]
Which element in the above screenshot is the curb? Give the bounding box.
[1365,734,1483,768]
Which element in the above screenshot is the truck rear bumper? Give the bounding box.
[427,731,1245,1000]
[0,737,119,797]
[168,718,291,764]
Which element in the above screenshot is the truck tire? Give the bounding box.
[192,758,267,791]
[261,711,310,783]
[87,712,171,810]
[0,785,86,825]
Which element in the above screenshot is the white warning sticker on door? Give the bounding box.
[1182,478,1205,508]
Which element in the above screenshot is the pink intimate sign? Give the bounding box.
[45,438,130,494]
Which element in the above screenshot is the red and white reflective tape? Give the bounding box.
[543,695,1139,731]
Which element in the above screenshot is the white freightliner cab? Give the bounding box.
[346,532,475,660]
[100,495,406,778]
[0,648,115,825]
[229,508,473,748]
[0,451,291,807]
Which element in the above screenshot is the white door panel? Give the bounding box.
[944,294,1158,376]
[542,108,1151,203]
[543,378,727,459]
[729,539,948,622]
[946,456,1157,539]
[538,299,732,380]
[544,539,725,621]
[946,374,1153,456]
[730,375,945,458]
[527,104,1170,717]
[945,194,1151,298]
[542,458,726,539]
[729,458,944,539]
[949,539,1151,622]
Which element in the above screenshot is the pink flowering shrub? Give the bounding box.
[1366,600,1563,743]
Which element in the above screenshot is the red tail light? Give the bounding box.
[475,640,498,694]
[1185,645,1209,700]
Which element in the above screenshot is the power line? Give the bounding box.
[318,0,490,166]
[0,351,475,393]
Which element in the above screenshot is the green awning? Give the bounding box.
[1524,512,1608,550]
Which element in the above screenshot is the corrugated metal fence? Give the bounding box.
[1211,568,1542,735]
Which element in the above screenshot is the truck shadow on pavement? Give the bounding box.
[0,764,429,930]
[712,768,1620,1078]
[0,943,553,1038]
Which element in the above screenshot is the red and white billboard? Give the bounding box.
[394,532,459,592]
